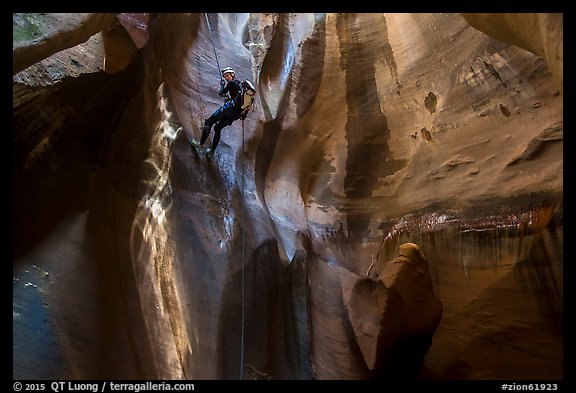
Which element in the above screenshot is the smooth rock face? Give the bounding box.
[343,243,443,377]
[13,13,562,380]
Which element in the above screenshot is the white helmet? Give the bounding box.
[221,67,235,77]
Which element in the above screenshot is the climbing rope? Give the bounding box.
[204,13,221,78]
[204,13,246,379]
[240,120,246,380]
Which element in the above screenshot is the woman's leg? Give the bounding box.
[209,118,233,153]
[201,106,225,145]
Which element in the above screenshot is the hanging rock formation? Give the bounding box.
[13,13,562,380]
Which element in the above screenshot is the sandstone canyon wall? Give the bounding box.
[13,13,563,380]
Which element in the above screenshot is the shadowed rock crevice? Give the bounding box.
[336,13,407,241]
[294,14,326,120]
[217,238,306,379]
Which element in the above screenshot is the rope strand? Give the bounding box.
[205,12,245,379]
[239,120,246,380]
[204,13,221,77]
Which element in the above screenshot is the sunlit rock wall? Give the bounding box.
[13,13,562,380]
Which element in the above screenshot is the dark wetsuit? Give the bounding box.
[200,79,243,151]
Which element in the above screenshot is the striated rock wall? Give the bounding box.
[13,13,562,380]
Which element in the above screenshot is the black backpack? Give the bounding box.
[239,79,256,120]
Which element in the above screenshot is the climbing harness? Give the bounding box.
[204,12,245,380]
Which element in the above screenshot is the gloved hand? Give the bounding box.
[220,79,226,87]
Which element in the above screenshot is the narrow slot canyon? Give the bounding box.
[13,13,563,381]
